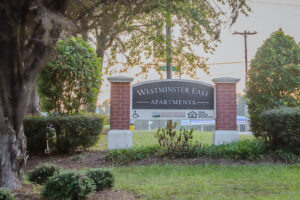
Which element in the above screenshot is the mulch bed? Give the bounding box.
[26,150,282,172]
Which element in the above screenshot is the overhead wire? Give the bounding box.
[252,0,300,8]
[103,61,246,66]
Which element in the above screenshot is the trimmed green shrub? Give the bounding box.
[39,37,102,114]
[28,163,62,184]
[49,114,104,153]
[24,114,104,154]
[23,116,53,154]
[259,107,300,152]
[0,188,15,200]
[85,169,114,191]
[42,172,95,200]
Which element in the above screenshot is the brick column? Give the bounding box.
[108,76,133,149]
[212,77,240,145]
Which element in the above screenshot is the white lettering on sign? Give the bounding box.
[136,87,208,97]
[191,88,209,97]
[150,99,197,105]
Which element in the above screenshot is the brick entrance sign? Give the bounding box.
[108,76,133,149]
[212,77,240,145]
[108,76,240,149]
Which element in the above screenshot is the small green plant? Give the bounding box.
[28,163,62,185]
[0,188,15,200]
[103,125,110,131]
[156,123,194,152]
[42,172,95,200]
[85,169,114,191]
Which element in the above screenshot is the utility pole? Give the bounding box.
[233,30,257,133]
[233,30,257,90]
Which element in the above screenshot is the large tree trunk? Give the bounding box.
[26,84,41,115]
[86,31,106,113]
[96,31,106,60]
[0,79,29,189]
[0,0,68,189]
[0,122,27,189]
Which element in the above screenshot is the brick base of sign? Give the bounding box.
[108,130,132,150]
[108,76,134,150]
[213,130,239,145]
[212,77,240,146]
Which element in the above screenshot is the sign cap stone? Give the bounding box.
[108,76,134,83]
[212,77,240,84]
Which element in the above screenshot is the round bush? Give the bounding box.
[85,169,114,191]
[42,172,95,200]
[28,163,62,184]
[260,107,300,152]
[0,188,15,200]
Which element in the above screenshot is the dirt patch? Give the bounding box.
[26,151,109,171]
[14,185,136,200]
[14,184,41,200]
[130,156,281,166]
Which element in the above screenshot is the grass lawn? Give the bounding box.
[91,131,254,151]
[111,164,300,200]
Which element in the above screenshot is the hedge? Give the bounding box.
[24,114,104,154]
[259,107,300,152]
[23,116,51,154]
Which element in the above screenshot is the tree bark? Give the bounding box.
[26,84,41,115]
[0,0,68,189]
[86,31,106,113]
[0,70,29,189]
[0,122,27,189]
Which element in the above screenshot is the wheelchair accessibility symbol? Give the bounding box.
[133,110,139,118]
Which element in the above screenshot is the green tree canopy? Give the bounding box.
[247,29,300,136]
[38,37,102,114]
[107,0,250,78]
[69,0,250,78]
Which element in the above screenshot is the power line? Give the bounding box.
[206,61,244,65]
[103,61,247,66]
[252,0,300,8]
